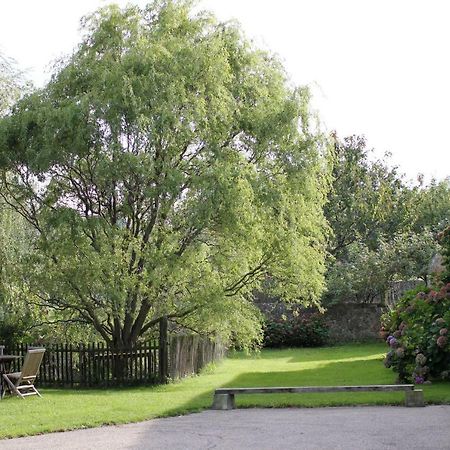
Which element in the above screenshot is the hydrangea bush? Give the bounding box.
[381,283,450,383]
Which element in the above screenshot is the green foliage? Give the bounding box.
[0,53,27,115]
[0,204,36,345]
[0,202,88,346]
[326,135,415,260]
[413,179,450,233]
[0,52,38,344]
[324,231,439,304]
[324,134,448,305]
[0,1,329,348]
[263,311,329,348]
[325,242,388,304]
[386,231,440,283]
[381,284,450,383]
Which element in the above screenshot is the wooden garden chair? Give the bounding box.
[2,348,45,399]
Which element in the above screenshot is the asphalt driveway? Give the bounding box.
[1,406,449,449]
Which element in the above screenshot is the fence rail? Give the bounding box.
[8,341,160,387]
[6,333,224,387]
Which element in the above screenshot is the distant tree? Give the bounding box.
[324,231,439,304]
[323,134,443,305]
[325,135,415,260]
[0,53,28,115]
[387,231,440,285]
[0,2,329,348]
[413,178,450,233]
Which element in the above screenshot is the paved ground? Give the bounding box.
[1,406,449,450]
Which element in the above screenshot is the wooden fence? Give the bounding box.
[6,333,224,387]
[8,341,161,387]
[169,334,225,380]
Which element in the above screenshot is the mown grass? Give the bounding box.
[1,342,449,439]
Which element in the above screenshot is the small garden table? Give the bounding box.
[0,355,22,399]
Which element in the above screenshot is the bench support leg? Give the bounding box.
[405,389,424,407]
[212,393,235,410]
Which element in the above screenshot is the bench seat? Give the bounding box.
[212,384,424,409]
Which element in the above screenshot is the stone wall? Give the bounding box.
[255,294,386,344]
[255,280,428,344]
[324,303,386,343]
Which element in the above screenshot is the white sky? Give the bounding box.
[1,0,449,182]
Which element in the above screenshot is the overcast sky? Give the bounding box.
[1,0,449,182]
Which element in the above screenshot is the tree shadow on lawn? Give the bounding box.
[227,343,387,365]
[164,357,404,415]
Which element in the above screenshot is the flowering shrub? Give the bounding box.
[264,311,329,348]
[381,283,450,383]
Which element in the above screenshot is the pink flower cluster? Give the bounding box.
[420,284,450,304]
[437,336,448,348]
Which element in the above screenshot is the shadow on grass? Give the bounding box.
[222,361,394,388]
[160,356,403,419]
[227,343,387,364]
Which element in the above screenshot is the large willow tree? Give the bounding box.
[0,1,329,348]
[0,52,37,345]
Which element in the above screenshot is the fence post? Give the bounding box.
[159,316,169,383]
[79,343,85,386]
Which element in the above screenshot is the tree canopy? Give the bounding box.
[0,53,29,116]
[323,134,448,305]
[0,1,329,348]
[0,52,37,345]
[325,135,416,260]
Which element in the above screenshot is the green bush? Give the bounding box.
[381,283,450,383]
[263,311,329,348]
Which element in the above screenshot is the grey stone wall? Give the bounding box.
[255,295,386,344]
[324,303,386,343]
[255,279,428,344]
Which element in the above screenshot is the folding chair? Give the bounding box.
[2,348,45,399]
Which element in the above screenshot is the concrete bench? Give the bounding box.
[212,384,424,409]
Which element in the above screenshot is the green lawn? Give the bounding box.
[1,343,449,439]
